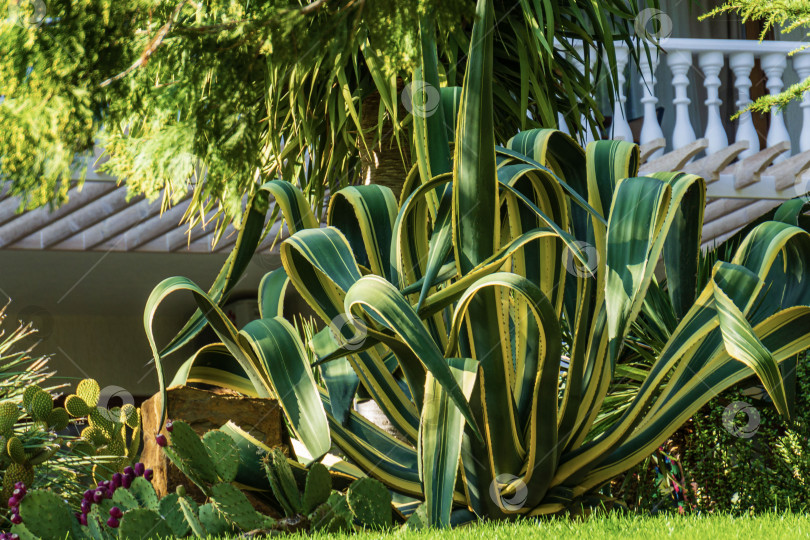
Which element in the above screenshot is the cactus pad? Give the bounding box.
[178,496,207,538]
[309,502,351,533]
[119,509,173,539]
[0,402,18,433]
[210,482,265,531]
[303,462,332,514]
[129,476,159,511]
[89,408,115,436]
[159,493,190,537]
[198,502,232,536]
[27,390,52,421]
[202,430,239,483]
[18,490,75,539]
[265,449,302,515]
[81,424,107,446]
[47,407,69,431]
[6,436,26,464]
[112,485,139,511]
[21,385,41,410]
[167,420,219,484]
[65,394,90,417]
[76,378,101,407]
[346,477,392,529]
[120,403,139,429]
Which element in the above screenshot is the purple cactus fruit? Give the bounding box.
[166,420,174,433]
[155,434,168,447]
[13,483,23,490]
[10,513,21,525]
[12,489,23,499]
[134,462,145,476]
[111,473,123,488]
[109,506,123,519]
[106,517,119,529]
[122,474,133,489]
[92,490,104,504]
[80,500,91,513]
[83,489,93,501]
[78,513,88,526]
[7,497,18,508]
[143,469,154,482]
[123,466,134,476]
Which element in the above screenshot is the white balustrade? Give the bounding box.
[558,37,810,202]
[638,47,665,158]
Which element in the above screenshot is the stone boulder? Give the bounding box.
[140,385,288,515]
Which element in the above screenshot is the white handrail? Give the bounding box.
[657,37,810,55]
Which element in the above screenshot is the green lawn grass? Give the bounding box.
[296,512,810,539]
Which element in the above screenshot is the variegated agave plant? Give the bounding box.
[145,0,810,527]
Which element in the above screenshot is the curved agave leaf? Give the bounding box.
[345,275,481,441]
[144,276,273,429]
[239,317,330,462]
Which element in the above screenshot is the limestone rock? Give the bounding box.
[141,385,288,516]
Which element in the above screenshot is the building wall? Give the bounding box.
[0,249,281,398]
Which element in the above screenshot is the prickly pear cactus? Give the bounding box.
[210,482,268,531]
[118,509,174,539]
[17,489,75,539]
[128,477,159,511]
[198,502,233,536]
[302,462,332,514]
[63,378,141,481]
[201,430,239,483]
[309,501,351,533]
[346,477,392,529]
[264,448,303,516]
[165,420,219,484]
[159,493,190,537]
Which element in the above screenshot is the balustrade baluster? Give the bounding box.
[793,53,810,154]
[638,46,664,158]
[698,52,728,155]
[762,52,790,162]
[610,44,634,142]
[729,52,759,159]
[667,50,697,150]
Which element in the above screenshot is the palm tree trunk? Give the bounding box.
[358,81,411,199]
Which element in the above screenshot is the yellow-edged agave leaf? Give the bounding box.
[605,176,671,358]
[649,172,706,320]
[327,185,398,280]
[420,357,478,528]
[239,317,330,462]
[171,343,259,398]
[258,268,289,320]
[160,179,318,359]
[452,0,498,275]
[144,276,273,430]
[345,276,482,441]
